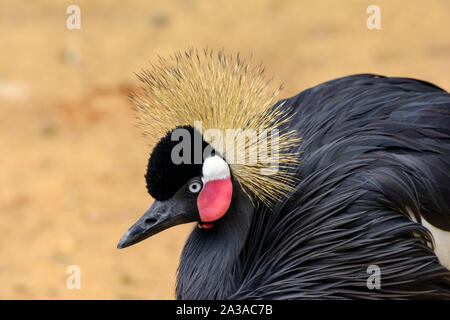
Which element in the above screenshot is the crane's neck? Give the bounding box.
[176,185,254,299]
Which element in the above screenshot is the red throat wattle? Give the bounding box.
[197,177,232,222]
[197,156,233,224]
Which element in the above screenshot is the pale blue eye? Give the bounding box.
[188,182,202,193]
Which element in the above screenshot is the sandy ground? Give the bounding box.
[0,0,449,299]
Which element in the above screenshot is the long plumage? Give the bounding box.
[124,49,450,299]
[176,73,450,299]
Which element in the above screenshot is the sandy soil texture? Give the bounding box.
[0,0,449,299]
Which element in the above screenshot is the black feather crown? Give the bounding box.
[146,126,215,200]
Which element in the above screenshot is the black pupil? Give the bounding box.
[191,183,199,191]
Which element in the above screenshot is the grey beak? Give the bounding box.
[117,199,197,249]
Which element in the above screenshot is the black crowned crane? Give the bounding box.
[118,49,450,299]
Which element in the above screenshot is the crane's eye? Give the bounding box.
[188,181,202,194]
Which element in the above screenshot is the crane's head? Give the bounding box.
[118,126,236,248]
[117,49,300,249]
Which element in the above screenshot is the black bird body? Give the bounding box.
[176,74,450,299]
[118,55,450,300]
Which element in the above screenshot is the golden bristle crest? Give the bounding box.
[131,48,301,206]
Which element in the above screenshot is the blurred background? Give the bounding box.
[0,0,449,299]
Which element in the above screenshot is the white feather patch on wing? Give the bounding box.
[422,218,450,270]
[202,155,230,182]
[405,206,450,270]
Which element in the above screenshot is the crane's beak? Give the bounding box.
[117,199,197,249]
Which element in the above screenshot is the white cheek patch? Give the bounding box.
[202,155,230,182]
